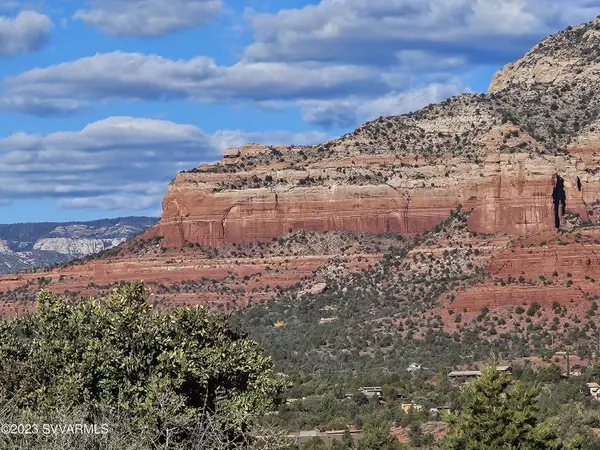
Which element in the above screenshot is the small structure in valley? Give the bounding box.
[429,406,452,416]
[401,402,424,413]
[359,386,383,397]
[287,429,363,448]
[448,365,512,382]
[407,362,425,373]
[587,382,600,400]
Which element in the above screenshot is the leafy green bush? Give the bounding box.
[0,282,288,448]
[527,302,541,316]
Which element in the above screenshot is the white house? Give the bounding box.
[587,382,600,400]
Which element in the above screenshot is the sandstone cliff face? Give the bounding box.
[147,177,461,247]
[447,228,600,312]
[147,143,600,247]
[467,149,600,235]
[145,15,600,248]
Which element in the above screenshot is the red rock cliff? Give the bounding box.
[145,18,600,248]
[145,124,600,247]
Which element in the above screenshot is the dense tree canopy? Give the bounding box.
[0,282,288,448]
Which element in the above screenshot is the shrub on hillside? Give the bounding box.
[0,282,289,449]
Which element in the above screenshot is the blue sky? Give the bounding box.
[0,0,598,223]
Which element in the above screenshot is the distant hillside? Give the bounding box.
[0,217,158,274]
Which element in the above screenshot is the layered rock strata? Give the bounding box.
[146,143,600,247]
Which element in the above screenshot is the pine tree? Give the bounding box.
[442,360,562,449]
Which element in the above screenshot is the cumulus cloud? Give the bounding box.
[60,195,158,211]
[394,51,469,72]
[299,80,466,128]
[0,10,52,57]
[0,51,470,129]
[4,1,596,131]
[73,0,222,37]
[244,0,600,66]
[0,117,329,211]
[360,80,467,120]
[299,98,360,129]
[0,51,394,116]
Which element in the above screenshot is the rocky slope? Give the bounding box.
[489,17,600,93]
[0,231,404,315]
[0,217,157,274]
[1,17,600,331]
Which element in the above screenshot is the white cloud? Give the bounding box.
[0,10,52,57]
[0,51,470,129]
[60,195,158,211]
[394,51,468,72]
[210,129,330,150]
[73,0,222,37]
[0,51,394,116]
[3,1,596,133]
[0,117,329,211]
[299,98,360,129]
[360,80,467,120]
[244,0,600,66]
[299,80,466,128]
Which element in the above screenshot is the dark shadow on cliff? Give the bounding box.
[552,174,566,229]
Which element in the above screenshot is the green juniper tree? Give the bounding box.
[0,282,290,449]
[442,359,583,450]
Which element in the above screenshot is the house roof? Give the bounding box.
[448,370,481,377]
[448,366,511,378]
